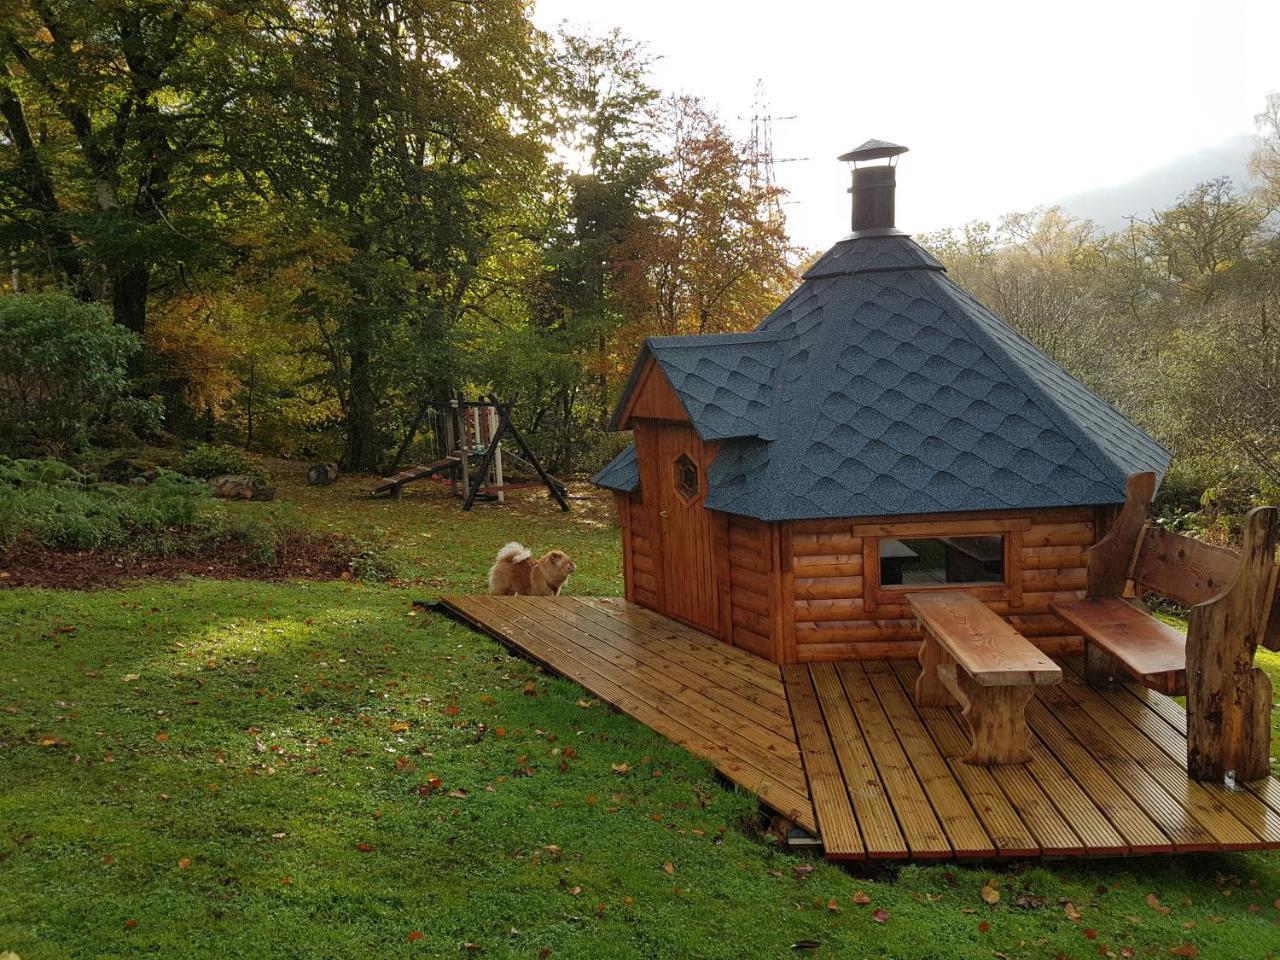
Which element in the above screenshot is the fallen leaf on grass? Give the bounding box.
[122,674,140,682]
[178,858,191,870]
[354,842,375,853]
[567,886,581,896]
[407,931,423,942]
[389,721,410,733]
[37,736,67,748]
[1147,894,1171,915]
[790,941,820,951]
[611,762,631,775]
[1169,946,1198,958]
[871,908,889,924]
[1064,901,1082,922]
[851,891,871,905]
[981,883,1000,905]
[978,921,990,933]
[793,865,814,879]
[826,898,840,913]
[663,862,674,875]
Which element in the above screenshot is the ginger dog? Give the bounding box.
[486,542,577,596]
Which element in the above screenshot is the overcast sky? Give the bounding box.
[532,0,1280,250]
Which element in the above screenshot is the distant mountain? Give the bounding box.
[1055,133,1255,230]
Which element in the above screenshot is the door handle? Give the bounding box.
[659,510,668,518]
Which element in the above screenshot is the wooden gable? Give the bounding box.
[617,357,689,427]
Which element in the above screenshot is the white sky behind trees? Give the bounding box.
[533,0,1280,250]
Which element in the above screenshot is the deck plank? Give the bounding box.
[562,598,790,716]
[538,598,795,745]
[1048,679,1274,847]
[885,661,1042,857]
[582,598,784,696]
[1100,672,1280,820]
[781,666,864,859]
[806,664,908,858]
[587,597,785,683]
[1026,699,1174,853]
[863,662,995,858]
[836,662,952,858]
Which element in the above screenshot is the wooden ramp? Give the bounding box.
[439,595,815,833]
[437,596,1280,861]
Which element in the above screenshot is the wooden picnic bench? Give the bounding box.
[907,591,1062,765]
[1052,472,1280,782]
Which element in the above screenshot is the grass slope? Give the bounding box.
[2,468,1280,959]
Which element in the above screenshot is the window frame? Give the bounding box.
[673,452,700,503]
[856,517,1028,614]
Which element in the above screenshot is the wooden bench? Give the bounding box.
[907,591,1062,765]
[1051,472,1280,782]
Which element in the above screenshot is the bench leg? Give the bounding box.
[916,631,959,707]
[955,674,1035,765]
[1082,640,1119,689]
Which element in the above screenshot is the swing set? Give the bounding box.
[371,395,569,512]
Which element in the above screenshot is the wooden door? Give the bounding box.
[636,423,720,634]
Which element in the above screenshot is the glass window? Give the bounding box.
[879,536,1005,586]
[674,453,699,501]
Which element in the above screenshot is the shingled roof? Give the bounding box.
[594,230,1171,521]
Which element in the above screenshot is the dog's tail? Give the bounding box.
[495,541,530,565]
[488,541,531,594]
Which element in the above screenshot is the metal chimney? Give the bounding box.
[838,139,909,233]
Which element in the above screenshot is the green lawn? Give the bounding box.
[3,468,1280,959]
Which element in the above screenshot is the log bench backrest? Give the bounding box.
[1131,526,1252,606]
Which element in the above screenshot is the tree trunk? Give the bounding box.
[111,263,149,339]
[344,345,379,472]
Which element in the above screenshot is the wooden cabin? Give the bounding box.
[593,140,1173,667]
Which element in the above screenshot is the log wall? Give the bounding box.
[725,514,775,659]
[618,489,659,609]
[785,507,1095,663]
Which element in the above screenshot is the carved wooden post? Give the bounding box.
[1186,506,1279,783]
[1080,472,1156,687]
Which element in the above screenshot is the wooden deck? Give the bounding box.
[437,595,1280,861]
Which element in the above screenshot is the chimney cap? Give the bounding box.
[838,139,908,163]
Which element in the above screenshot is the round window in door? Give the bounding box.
[674,453,699,502]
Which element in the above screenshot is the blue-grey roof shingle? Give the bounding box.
[593,444,639,493]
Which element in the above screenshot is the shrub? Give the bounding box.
[347,546,401,583]
[0,294,142,456]
[0,457,320,568]
[173,443,268,484]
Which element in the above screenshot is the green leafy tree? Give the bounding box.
[0,0,283,344]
